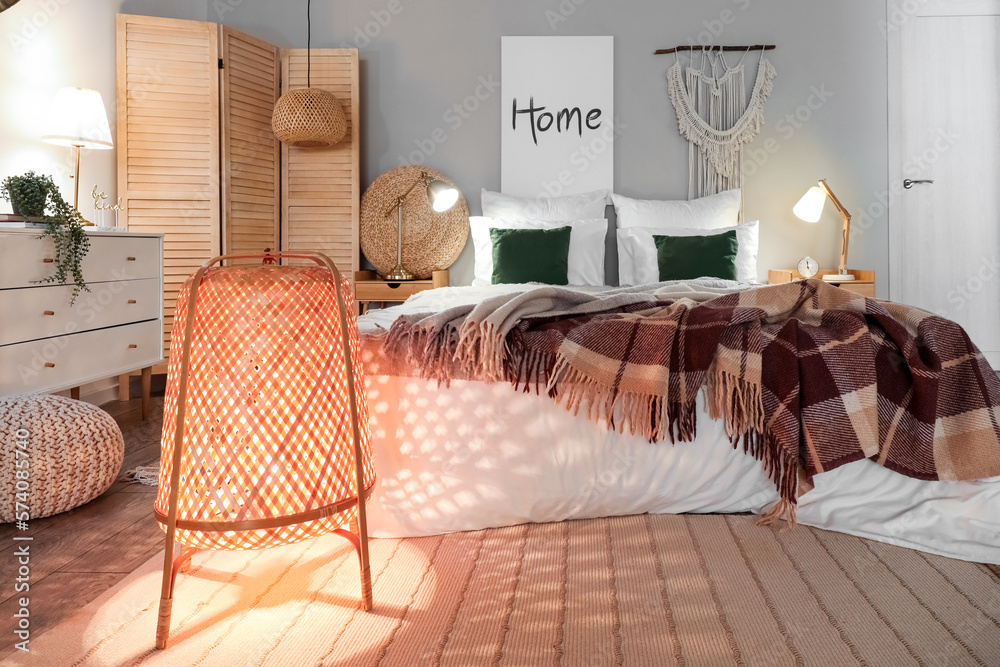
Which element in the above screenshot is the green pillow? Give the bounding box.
[653,230,739,281]
[490,226,572,285]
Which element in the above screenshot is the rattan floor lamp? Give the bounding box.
[154,251,375,650]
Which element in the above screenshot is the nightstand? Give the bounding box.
[354,269,449,313]
[768,269,876,297]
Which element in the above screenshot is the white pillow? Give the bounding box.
[470,217,607,287]
[612,189,741,230]
[481,188,609,221]
[617,221,759,285]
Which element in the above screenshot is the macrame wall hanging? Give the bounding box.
[659,45,777,206]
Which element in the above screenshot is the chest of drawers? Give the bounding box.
[0,228,164,406]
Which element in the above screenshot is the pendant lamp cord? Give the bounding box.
[306,0,312,88]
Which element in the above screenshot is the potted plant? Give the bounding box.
[2,171,53,218]
[2,171,90,303]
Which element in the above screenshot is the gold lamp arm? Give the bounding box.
[818,179,852,277]
[382,171,430,219]
[390,172,429,212]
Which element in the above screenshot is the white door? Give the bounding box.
[888,0,1000,367]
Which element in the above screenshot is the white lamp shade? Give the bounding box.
[793,186,827,223]
[42,87,113,149]
[427,180,459,212]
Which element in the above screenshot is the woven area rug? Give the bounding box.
[7,514,1000,666]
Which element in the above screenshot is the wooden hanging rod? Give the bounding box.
[654,44,776,55]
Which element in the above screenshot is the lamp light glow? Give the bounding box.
[793,186,827,223]
[41,87,112,215]
[154,252,375,649]
[42,87,113,149]
[428,180,459,213]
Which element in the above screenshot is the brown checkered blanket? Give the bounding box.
[370,279,1000,524]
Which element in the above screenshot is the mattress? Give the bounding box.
[359,284,1000,564]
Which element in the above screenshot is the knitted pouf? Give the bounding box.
[1,395,124,522]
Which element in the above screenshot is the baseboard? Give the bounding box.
[81,385,119,406]
[54,377,120,406]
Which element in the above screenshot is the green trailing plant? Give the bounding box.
[2,171,90,303]
[39,193,90,304]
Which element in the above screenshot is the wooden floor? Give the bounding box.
[1,380,999,661]
[0,380,165,660]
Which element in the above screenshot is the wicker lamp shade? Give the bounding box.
[360,165,470,279]
[272,87,348,148]
[154,252,374,648]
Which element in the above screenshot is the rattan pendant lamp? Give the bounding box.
[153,251,374,649]
[271,0,347,148]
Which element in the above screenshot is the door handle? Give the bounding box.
[903,178,934,189]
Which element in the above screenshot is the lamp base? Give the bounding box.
[822,274,855,281]
[383,265,415,281]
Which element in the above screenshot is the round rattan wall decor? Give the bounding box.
[360,165,469,279]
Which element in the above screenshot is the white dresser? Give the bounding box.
[0,228,163,414]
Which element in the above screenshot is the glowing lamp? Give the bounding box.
[41,87,113,214]
[793,179,854,281]
[383,172,460,281]
[154,252,375,649]
[427,178,459,212]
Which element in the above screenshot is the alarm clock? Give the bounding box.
[797,256,819,279]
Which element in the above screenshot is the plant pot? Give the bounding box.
[8,194,46,218]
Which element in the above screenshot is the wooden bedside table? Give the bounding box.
[768,269,876,298]
[354,269,449,313]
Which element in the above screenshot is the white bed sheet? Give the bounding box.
[359,284,1000,564]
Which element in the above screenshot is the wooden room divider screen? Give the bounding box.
[116,14,360,366]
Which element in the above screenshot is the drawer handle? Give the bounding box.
[44,362,55,368]
[43,310,55,316]
[42,258,54,264]
[127,299,137,304]
[126,257,137,261]
[128,344,138,349]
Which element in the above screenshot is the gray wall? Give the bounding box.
[218,0,890,292]
[1,0,891,295]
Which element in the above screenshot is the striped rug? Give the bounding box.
[8,514,1000,666]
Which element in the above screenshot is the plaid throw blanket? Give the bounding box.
[369,280,1000,525]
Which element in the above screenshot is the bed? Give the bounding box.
[357,282,1000,565]
[353,188,1000,565]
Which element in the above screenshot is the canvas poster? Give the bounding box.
[501,36,614,198]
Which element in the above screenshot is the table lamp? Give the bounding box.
[42,87,114,217]
[383,172,459,281]
[793,179,854,281]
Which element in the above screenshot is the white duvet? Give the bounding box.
[359,284,1000,564]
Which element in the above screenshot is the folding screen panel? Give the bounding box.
[219,25,280,266]
[280,49,360,273]
[117,14,221,359]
